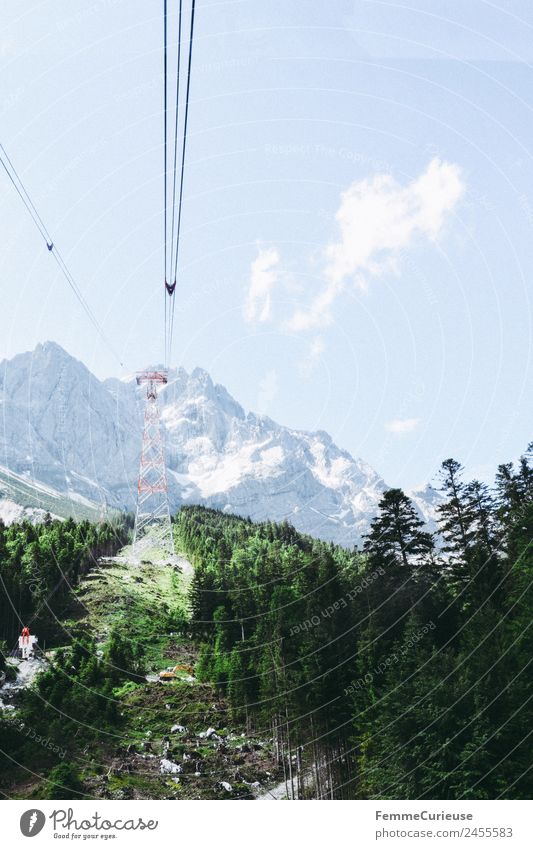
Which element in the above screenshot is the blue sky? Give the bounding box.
[0,0,532,489]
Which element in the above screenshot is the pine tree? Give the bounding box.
[364,488,434,571]
[465,480,497,555]
[437,459,473,559]
[496,462,523,524]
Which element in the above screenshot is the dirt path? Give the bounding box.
[255,777,290,800]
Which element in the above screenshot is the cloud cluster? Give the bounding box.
[243,246,280,323]
[242,159,464,415]
[385,417,420,435]
[288,158,464,331]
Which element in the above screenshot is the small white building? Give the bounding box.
[18,634,38,660]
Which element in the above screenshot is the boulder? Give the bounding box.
[216,781,233,794]
[199,727,219,740]
[160,758,183,775]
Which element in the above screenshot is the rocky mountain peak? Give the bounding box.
[0,343,439,545]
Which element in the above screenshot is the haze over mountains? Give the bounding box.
[0,342,439,545]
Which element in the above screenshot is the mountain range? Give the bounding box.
[0,341,440,545]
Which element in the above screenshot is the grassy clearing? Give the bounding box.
[70,555,189,672]
[3,546,281,800]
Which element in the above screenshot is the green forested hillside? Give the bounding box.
[177,444,533,799]
[0,516,129,653]
[0,444,531,800]
[0,522,279,801]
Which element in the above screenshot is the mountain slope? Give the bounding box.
[0,342,439,545]
[0,464,102,524]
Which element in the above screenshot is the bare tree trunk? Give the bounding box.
[280,718,290,799]
[297,744,303,799]
[327,746,334,799]
[310,716,321,799]
[285,709,295,799]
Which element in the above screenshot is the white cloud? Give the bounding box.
[243,247,280,323]
[309,335,325,359]
[288,158,464,331]
[385,417,420,434]
[298,335,326,374]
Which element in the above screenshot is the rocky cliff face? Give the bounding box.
[0,342,440,545]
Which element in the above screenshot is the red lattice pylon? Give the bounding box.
[133,371,175,557]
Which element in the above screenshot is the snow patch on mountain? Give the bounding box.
[0,498,54,525]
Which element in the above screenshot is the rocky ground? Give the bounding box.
[0,656,46,712]
[82,660,284,800]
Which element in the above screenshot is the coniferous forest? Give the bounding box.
[0,517,129,651]
[0,445,531,799]
[178,445,533,799]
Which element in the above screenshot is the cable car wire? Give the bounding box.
[168,0,183,297]
[163,0,196,368]
[168,0,195,362]
[0,143,126,368]
[163,0,169,367]
[0,144,52,247]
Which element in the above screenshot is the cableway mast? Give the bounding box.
[133,371,175,557]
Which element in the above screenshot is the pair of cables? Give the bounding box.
[163,0,196,368]
[1,1,197,371]
[0,143,125,368]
